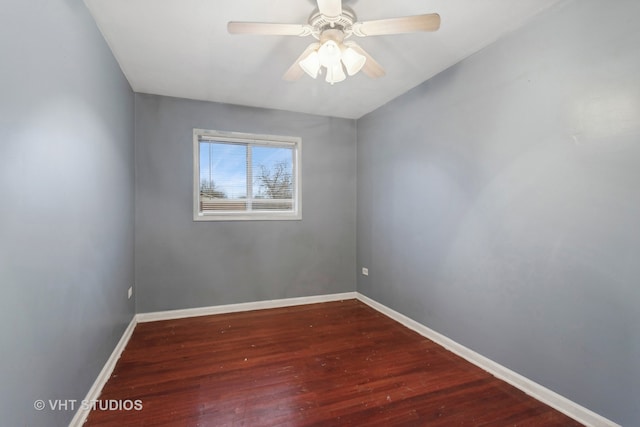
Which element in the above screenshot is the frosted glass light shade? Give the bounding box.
[341,47,366,76]
[318,40,342,68]
[299,51,320,79]
[325,63,346,85]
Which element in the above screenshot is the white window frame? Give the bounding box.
[193,128,302,221]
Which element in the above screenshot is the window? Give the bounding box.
[193,129,301,221]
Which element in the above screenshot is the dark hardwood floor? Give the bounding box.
[85,299,583,426]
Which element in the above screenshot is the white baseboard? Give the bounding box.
[136,292,357,323]
[69,316,137,427]
[356,293,620,427]
[71,292,618,427]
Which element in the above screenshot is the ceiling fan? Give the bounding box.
[228,0,440,84]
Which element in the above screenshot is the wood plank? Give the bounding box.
[85,300,583,426]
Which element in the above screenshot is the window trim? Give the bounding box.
[193,128,302,221]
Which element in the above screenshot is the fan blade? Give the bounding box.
[283,43,321,81]
[353,13,440,36]
[344,42,385,78]
[228,22,311,36]
[317,0,342,18]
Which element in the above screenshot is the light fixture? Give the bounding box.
[340,46,366,76]
[326,63,346,84]
[317,40,342,68]
[299,51,320,79]
[298,30,367,84]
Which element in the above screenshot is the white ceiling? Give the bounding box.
[84,0,561,119]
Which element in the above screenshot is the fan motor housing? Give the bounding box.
[308,7,356,39]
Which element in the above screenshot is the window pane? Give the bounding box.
[199,142,247,211]
[252,146,294,204]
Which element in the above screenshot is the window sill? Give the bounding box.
[193,212,302,222]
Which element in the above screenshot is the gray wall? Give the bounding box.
[0,1,135,426]
[135,94,356,312]
[356,0,640,425]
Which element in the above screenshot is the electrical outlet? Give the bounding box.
[362,267,369,276]
[128,286,133,299]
